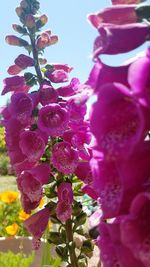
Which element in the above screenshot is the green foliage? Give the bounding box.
[0,127,6,153]
[0,154,10,175]
[0,251,35,267]
[41,241,62,267]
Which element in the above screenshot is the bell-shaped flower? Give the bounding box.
[98,221,145,267]
[19,130,46,162]
[57,182,73,204]
[88,5,137,28]
[37,104,69,136]
[39,83,58,105]
[90,83,145,160]
[17,170,43,204]
[51,141,78,174]
[45,69,68,83]
[2,76,29,95]
[56,201,72,222]
[24,207,50,239]
[8,92,33,124]
[128,49,150,108]
[57,78,80,97]
[121,192,150,267]
[15,54,34,69]
[86,58,130,92]
[93,23,150,58]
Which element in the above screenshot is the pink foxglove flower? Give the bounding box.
[86,58,130,92]
[56,201,72,222]
[121,192,150,267]
[2,76,29,95]
[88,5,137,28]
[19,130,45,162]
[15,54,34,69]
[37,104,69,136]
[21,193,41,214]
[98,222,144,267]
[90,157,123,218]
[45,69,68,83]
[39,83,58,105]
[93,23,150,58]
[90,83,145,160]
[51,141,78,174]
[57,78,80,97]
[7,65,22,75]
[24,207,50,239]
[57,182,73,204]
[8,92,33,124]
[75,161,93,184]
[17,170,43,204]
[128,50,150,107]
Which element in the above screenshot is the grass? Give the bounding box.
[0,175,17,192]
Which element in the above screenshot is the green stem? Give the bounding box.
[29,33,43,85]
[65,219,79,267]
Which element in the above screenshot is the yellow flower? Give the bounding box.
[19,210,30,221]
[38,198,45,208]
[1,191,19,203]
[5,223,19,236]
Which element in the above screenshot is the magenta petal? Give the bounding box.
[24,207,50,239]
[38,104,69,137]
[30,163,51,185]
[19,130,45,162]
[57,182,73,204]
[88,5,137,27]
[128,54,150,107]
[90,83,145,160]
[93,23,150,57]
[121,193,150,267]
[99,221,144,267]
[8,92,33,124]
[39,83,58,106]
[51,141,78,174]
[56,201,72,222]
[86,58,130,92]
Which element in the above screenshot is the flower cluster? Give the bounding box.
[87,0,150,266]
[1,0,93,266]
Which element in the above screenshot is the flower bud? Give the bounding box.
[12,24,27,34]
[38,58,47,65]
[5,35,21,46]
[20,0,28,8]
[36,14,48,28]
[36,32,50,49]
[7,65,22,75]
[15,6,23,17]
[25,14,36,29]
[15,54,34,69]
[49,35,58,46]
[5,35,29,47]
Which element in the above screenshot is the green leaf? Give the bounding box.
[48,232,64,245]
[135,5,150,21]
[81,239,94,254]
[55,245,68,260]
[24,72,37,86]
[75,212,87,226]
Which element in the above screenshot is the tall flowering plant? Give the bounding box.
[86,0,150,266]
[1,0,94,266]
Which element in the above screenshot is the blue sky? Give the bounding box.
[0,0,149,107]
